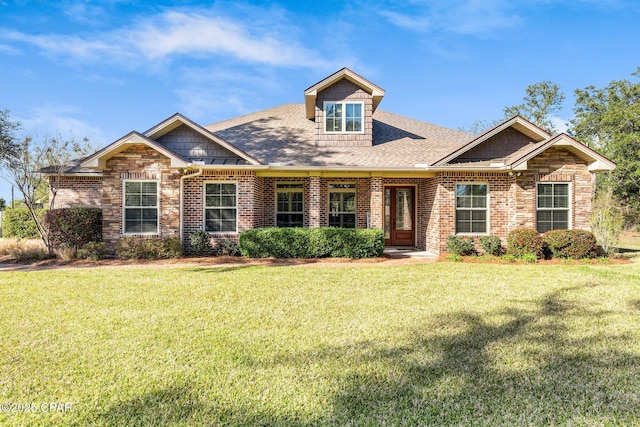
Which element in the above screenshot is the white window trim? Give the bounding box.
[323,101,365,134]
[455,182,490,235]
[203,181,239,234]
[536,182,572,231]
[275,182,305,227]
[122,179,159,236]
[328,182,357,228]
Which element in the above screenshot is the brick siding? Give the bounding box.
[51,176,102,209]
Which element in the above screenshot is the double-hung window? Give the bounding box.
[325,102,363,133]
[276,183,304,227]
[328,183,356,228]
[204,182,237,233]
[537,183,569,232]
[124,181,158,234]
[456,184,488,234]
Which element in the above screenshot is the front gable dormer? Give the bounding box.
[304,68,385,147]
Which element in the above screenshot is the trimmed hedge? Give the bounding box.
[479,235,503,256]
[543,229,597,259]
[44,207,102,249]
[446,235,476,256]
[189,230,212,256]
[1,208,43,238]
[116,236,183,259]
[239,228,384,259]
[506,228,545,259]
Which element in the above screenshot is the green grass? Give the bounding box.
[1,263,640,426]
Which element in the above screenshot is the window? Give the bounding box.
[204,182,237,233]
[325,102,363,133]
[329,183,356,228]
[276,183,304,227]
[537,183,569,232]
[123,181,158,234]
[456,184,487,234]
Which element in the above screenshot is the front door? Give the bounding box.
[384,186,415,246]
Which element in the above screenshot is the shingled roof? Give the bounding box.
[205,104,472,168]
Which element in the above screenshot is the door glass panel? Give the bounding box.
[395,189,412,231]
[384,189,391,239]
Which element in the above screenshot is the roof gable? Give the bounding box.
[433,116,550,166]
[304,68,385,119]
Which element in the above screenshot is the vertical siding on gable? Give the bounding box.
[315,79,373,147]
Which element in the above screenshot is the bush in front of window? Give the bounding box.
[77,241,107,260]
[189,230,212,256]
[479,235,503,256]
[446,235,477,256]
[239,228,384,259]
[44,207,102,250]
[214,239,241,256]
[116,236,182,259]
[543,229,597,259]
[506,228,545,259]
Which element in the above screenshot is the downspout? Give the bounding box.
[179,168,203,242]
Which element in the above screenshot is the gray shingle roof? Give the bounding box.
[205,104,473,168]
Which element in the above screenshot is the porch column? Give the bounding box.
[308,175,321,228]
[370,176,383,229]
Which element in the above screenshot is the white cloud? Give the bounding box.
[550,116,569,134]
[18,105,108,146]
[3,10,329,69]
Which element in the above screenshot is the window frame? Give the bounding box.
[275,182,305,227]
[203,181,238,234]
[323,101,365,134]
[328,182,357,228]
[455,183,489,235]
[122,179,159,235]
[536,182,571,233]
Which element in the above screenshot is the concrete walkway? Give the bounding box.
[383,247,437,259]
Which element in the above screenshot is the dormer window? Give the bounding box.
[324,102,363,133]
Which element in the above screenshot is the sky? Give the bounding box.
[1,0,639,204]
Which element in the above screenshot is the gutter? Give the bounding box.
[179,168,203,242]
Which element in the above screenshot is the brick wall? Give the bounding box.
[102,145,180,251]
[315,79,373,147]
[51,176,102,209]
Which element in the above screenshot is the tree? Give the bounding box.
[0,198,5,211]
[0,109,93,251]
[503,81,566,134]
[571,68,640,215]
[0,109,20,159]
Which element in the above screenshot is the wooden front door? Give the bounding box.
[384,186,415,246]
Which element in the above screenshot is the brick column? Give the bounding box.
[370,176,383,229]
[308,175,321,228]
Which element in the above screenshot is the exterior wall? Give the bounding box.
[156,124,242,162]
[382,177,432,251]
[182,170,260,251]
[314,79,373,147]
[102,145,181,251]
[424,178,439,254]
[51,176,102,209]
[457,129,533,161]
[261,177,310,228]
[515,147,594,231]
[435,172,515,254]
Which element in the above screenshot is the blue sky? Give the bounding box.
[1,0,639,204]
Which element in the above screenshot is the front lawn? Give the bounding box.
[1,263,639,426]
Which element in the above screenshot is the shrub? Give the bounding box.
[2,208,43,239]
[519,253,538,263]
[239,228,384,259]
[446,254,463,262]
[479,235,503,256]
[77,241,107,260]
[590,192,624,255]
[44,207,102,249]
[446,235,476,256]
[189,231,212,256]
[116,236,183,259]
[500,254,517,263]
[506,228,545,258]
[214,239,241,256]
[54,244,77,261]
[543,229,597,259]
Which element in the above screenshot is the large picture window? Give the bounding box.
[276,183,304,227]
[329,183,356,228]
[124,181,158,234]
[456,184,487,234]
[537,183,569,233]
[205,182,237,233]
[325,102,363,133]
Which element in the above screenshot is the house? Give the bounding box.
[48,68,615,254]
